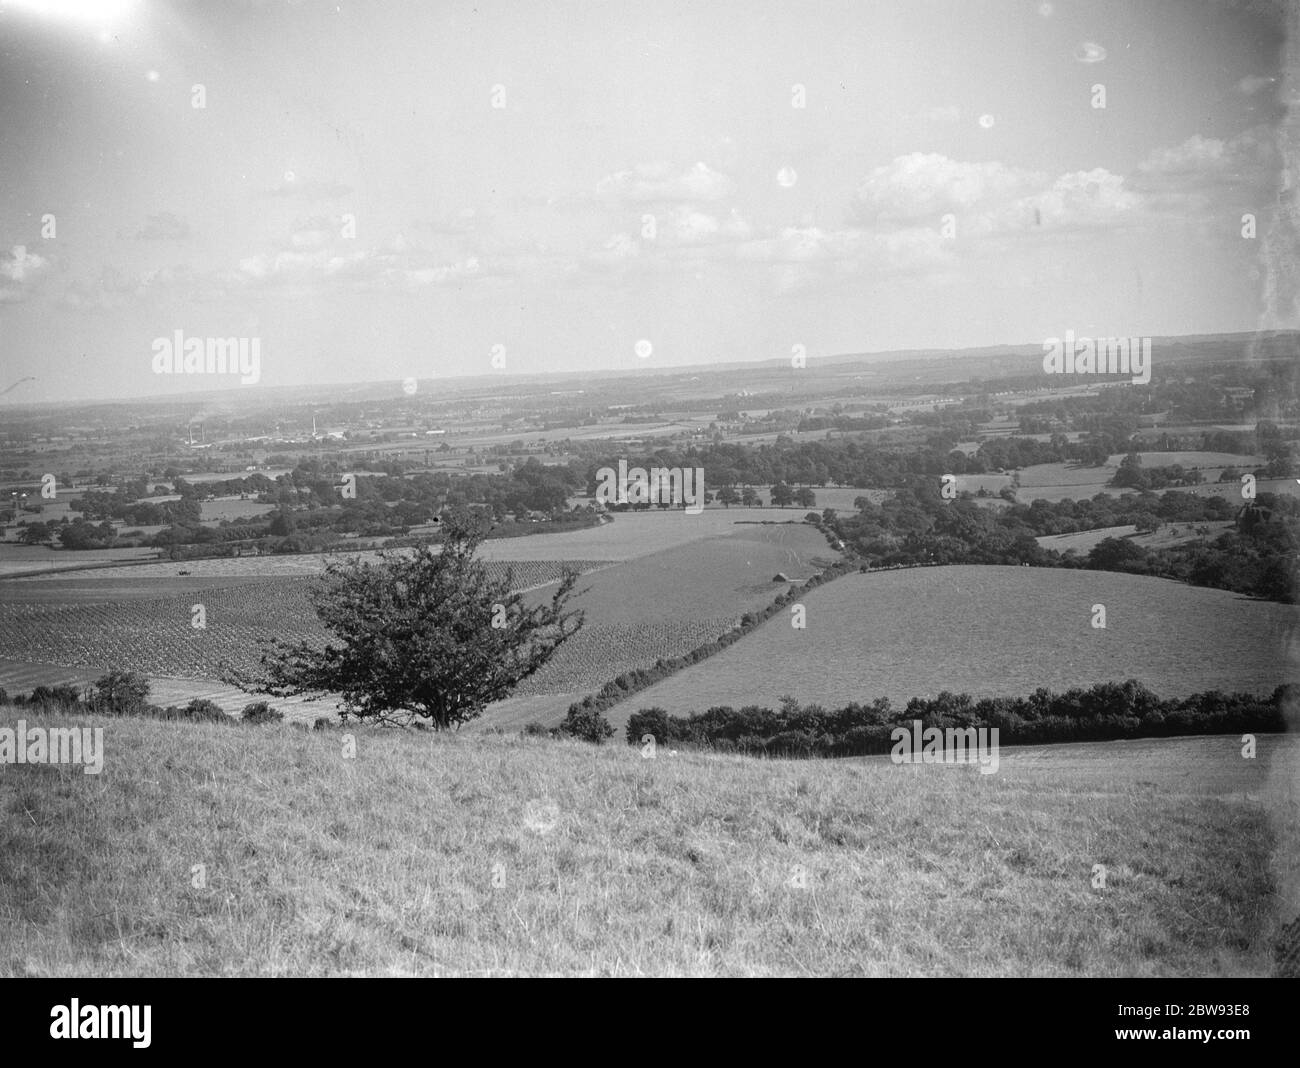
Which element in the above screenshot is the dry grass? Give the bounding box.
[0,708,1287,977]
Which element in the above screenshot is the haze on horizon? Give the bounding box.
[0,0,1295,406]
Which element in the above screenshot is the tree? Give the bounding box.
[88,669,150,716]
[717,486,738,508]
[1132,512,1161,535]
[18,521,51,545]
[240,512,584,729]
[770,481,794,507]
[794,486,816,508]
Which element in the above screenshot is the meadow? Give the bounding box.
[1035,520,1236,555]
[1013,453,1271,505]
[0,710,1290,977]
[612,565,1298,733]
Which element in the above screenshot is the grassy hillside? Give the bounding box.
[0,707,1290,977]
[614,566,1297,731]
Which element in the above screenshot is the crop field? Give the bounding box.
[501,525,834,709]
[610,565,1299,733]
[9,510,820,580]
[3,714,1290,976]
[0,561,614,682]
[0,522,835,726]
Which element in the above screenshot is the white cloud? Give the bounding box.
[596,161,735,203]
[0,245,53,302]
[855,154,1046,223]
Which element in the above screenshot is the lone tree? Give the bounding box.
[236,512,584,729]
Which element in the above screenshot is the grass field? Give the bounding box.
[613,565,1298,732]
[1035,521,1236,555]
[201,498,275,523]
[487,524,834,726]
[1014,455,1283,505]
[0,544,159,578]
[1,711,1291,977]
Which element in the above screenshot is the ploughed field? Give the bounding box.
[0,519,835,724]
[611,565,1298,733]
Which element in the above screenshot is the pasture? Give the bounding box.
[1,713,1289,976]
[201,497,275,523]
[611,565,1298,732]
[1035,520,1235,555]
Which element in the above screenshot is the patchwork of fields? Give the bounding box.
[0,516,837,726]
[610,565,1299,733]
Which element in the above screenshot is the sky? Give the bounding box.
[0,0,1294,404]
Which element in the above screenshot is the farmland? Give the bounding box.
[610,565,1298,734]
[0,517,836,726]
[1035,520,1236,555]
[1,711,1289,976]
[1013,452,1269,504]
[0,561,612,681]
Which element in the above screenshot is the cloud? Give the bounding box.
[60,264,221,310]
[0,245,53,303]
[854,153,1046,223]
[125,212,193,241]
[596,161,735,203]
[1136,126,1277,184]
[288,214,349,249]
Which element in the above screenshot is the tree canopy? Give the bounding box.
[236,512,584,729]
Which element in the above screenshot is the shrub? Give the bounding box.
[89,669,150,716]
[626,707,672,747]
[522,721,553,737]
[181,698,229,723]
[241,701,284,725]
[557,705,615,744]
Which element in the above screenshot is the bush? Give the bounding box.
[557,705,615,744]
[522,721,553,737]
[88,669,150,716]
[313,716,336,731]
[241,701,284,725]
[626,707,672,747]
[181,698,228,723]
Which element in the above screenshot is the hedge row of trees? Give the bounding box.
[1,670,283,725]
[623,680,1289,757]
[830,486,1298,602]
